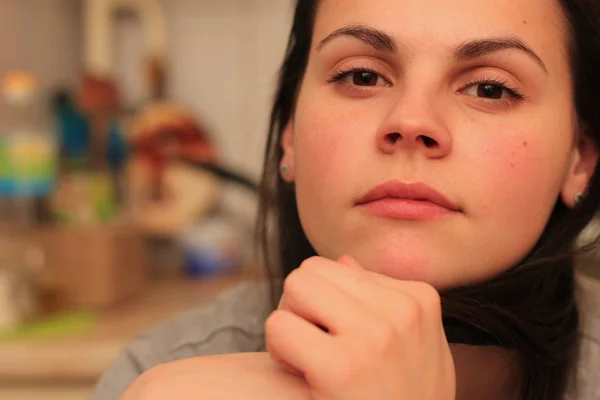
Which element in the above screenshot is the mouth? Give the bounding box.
[356,180,461,220]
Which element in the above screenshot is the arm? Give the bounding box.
[120,353,310,400]
[90,282,271,400]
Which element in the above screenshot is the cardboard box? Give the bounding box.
[29,222,147,309]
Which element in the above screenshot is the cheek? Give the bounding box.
[466,125,571,219]
[294,103,368,191]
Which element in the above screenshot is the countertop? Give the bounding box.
[0,272,246,384]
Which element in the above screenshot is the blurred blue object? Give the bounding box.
[56,101,90,161]
[107,121,128,171]
[54,90,128,171]
[184,248,232,277]
[180,217,249,278]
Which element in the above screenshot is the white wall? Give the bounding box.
[114,10,147,107]
[83,0,166,77]
[0,0,294,179]
[161,0,294,179]
[0,0,83,126]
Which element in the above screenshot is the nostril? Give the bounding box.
[386,132,402,144]
[419,135,438,148]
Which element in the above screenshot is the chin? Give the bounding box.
[351,240,451,288]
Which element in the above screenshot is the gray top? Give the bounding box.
[90,276,600,400]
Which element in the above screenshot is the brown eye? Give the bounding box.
[333,69,389,87]
[353,71,379,86]
[477,84,504,99]
[462,79,523,102]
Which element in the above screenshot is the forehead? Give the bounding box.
[314,0,569,66]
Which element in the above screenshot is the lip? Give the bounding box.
[356,180,461,220]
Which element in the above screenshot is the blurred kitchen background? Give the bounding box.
[0,0,293,398]
[1,1,600,400]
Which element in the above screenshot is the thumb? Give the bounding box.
[337,255,363,270]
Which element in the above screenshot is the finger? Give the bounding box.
[330,255,441,303]
[281,258,420,334]
[265,309,338,378]
[279,257,342,311]
[280,265,379,335]
[306,261,442,333]
[267,343,303,377]
[363,270,441,304]
[278,290,328,333]
[308,256,440,315]
[362,271,444,329]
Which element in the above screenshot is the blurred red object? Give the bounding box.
[75,74,124,171]
[76,74,120,116]
[131,103,217,200]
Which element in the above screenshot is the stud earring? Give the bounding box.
[281,165,289,175]
[575,192,584,205]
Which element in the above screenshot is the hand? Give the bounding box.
[265,256,456,400]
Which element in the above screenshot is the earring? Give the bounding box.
[281,165,289,175]
[575,192,584,205]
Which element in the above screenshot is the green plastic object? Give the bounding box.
[0,311,97,341]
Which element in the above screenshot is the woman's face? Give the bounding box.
[281,0,592,289]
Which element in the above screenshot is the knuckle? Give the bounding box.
[370,320,398,352]
[401,295,424,330]
[416,283,442,317]
[299,256,321,271]
[265,310,284,331]
[283,268,307,296]
[285,257,323,297]
[264,310,285,340]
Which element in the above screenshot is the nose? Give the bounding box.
[376,95,452,159]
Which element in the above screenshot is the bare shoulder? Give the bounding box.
[120,353,309,400]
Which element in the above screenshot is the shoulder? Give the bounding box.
[573,275,600,400]
[138,280,272,356]
[119,353,309,400]
[577,274,600,347]
[91,281,273,400]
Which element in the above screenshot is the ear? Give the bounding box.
[561,133,599,208]
[280,121,296,183]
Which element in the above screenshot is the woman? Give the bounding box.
[93,0,600,398]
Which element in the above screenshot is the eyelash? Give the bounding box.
[461,77,526,102]
[328,67,527,102]
[328,66,391,86]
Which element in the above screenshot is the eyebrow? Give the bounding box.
[317,25,398,53]
[454,38,547,73]
[317,25,548,73]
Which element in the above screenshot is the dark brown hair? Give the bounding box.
[256,0,600,398]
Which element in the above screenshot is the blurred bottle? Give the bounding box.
[0,71,57,219]
[0,71,57,331]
